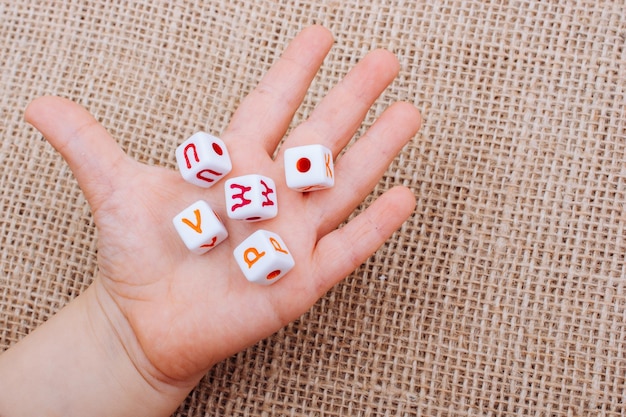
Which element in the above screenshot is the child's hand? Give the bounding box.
[23,25,419,407]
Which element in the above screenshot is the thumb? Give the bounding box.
[25,96,131,211]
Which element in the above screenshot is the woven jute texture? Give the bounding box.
[1,1,625,415]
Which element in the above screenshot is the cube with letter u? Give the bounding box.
[175,132,232,188]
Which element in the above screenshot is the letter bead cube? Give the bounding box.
[173,200,228,254]
[175,132,232,188]
[233,230,295,285]
[225,174,278,222]
[284,144,334,191]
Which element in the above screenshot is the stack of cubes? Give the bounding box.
[172,132,334,285]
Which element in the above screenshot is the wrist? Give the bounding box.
[0,280,197,417]
[87,279,201,414]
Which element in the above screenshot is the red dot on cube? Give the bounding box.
[267,270,281,280]
[212,142,224,156]
[296,157,311,173]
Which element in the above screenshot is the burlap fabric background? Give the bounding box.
[1,1,625,415]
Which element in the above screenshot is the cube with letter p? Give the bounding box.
[233,230,295,285]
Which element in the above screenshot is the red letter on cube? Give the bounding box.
[224,174,278,222]
[175,132,232,188]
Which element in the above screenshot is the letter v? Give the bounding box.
[182,209,202,233]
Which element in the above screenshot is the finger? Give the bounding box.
[24,96,131,211]
[311,186,416,298]
[266,186,415,325]
[225,25,334,155]
[278,48,400,157]
[313,101,421,237]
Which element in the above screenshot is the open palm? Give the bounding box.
[24,26,420,386]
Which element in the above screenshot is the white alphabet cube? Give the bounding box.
[284,144,334,191]
[173,200,228,254]
[224,174,278,222]
[175,132,232,188]
[233,230,295,285]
